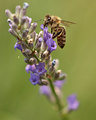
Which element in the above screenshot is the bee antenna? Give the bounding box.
[34,19,43,22]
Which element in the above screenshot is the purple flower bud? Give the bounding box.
[30,73,40,85]
[40,24,44,30]
[54,59,59,69]
[8,28,17,37]
[59,73,67,80]
[25,64,36,73]
[25,65,31,73]
[30,31,36,39]
[54,70,61,79]
[23,2,29,9]
[22,29,29,38]
[23,49,32,56]
[13,15,19,24]
[20,8,26,18]
[21,16,26,25]
[27,39,33,48]
[14,42,22,51]
[24,58,30,63]
[7,19,12,27]
[38,31,43,37]
[40,85,51,96]
[54,80,65,89]
[41,41,47,51]
[29,58,37,64]
[67,94,79,111]
[5,9,12,18]
[38,37,43,42]
[29,23,37,33]
[12,24,17,30]
[49,65,55,73]
[41,50,50,60]
[24,17,32,28]
[15,5,21,16]
[35,37,43,49]
[7,19,17,30]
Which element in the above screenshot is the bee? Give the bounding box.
[43,15,75,48]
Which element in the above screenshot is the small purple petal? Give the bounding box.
[25,64,36,73]
[25,65,30,73]
[43,26,51,42]
[38,37,43,42]
[46,38,57,52]
[30,73,40,85]
[41,25,57,52]
[29,17,32,26]
[27,17,32,26]
[67,94,79,111]
[40,24,44,30]
[35,62,47,75]
[14,42,22,51]
[43,27,48,32]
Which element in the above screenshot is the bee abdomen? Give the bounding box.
[57,28,66,48]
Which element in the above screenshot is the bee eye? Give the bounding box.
[48,17,51,21]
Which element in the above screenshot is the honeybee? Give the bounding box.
[44,15,75,48]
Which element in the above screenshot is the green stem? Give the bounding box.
[48,78,62,112]
[48,78,69,120]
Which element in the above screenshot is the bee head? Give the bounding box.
[44,15,51,27]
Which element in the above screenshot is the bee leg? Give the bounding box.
[51,28,53,33]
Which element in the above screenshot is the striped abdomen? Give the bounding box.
[57,27,66,48]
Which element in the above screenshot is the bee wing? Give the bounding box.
[61,20,76,27]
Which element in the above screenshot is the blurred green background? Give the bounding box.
[0,0,96,120]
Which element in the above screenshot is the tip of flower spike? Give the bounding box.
[5,9,12,18]
[23,2,29,9]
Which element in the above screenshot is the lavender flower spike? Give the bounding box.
[67,94,79,111]
[5,2,79,119]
